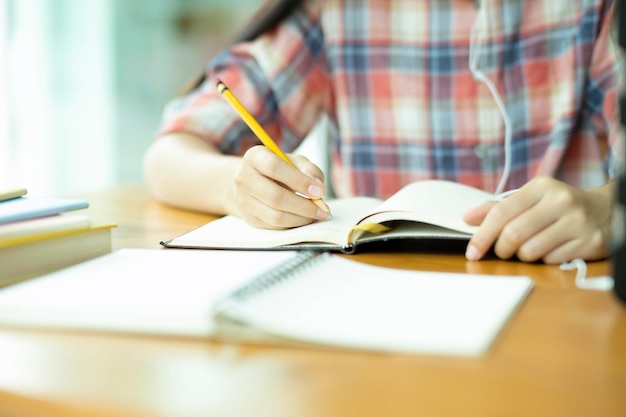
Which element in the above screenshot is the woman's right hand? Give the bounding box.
[232,145,330,229]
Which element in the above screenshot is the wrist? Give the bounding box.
[587,182,618,257]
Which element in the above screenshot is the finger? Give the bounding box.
[289,153,326,184]
[540,237,603,265]
[462,200,498,226]
[516,217,606,264]
[240,146,329,220]
[516,228,575,264]
[492,201,558,260]
[250,147,328,201]
[243,196,318,229]
[238,171,327,228]
[465,191,540,261]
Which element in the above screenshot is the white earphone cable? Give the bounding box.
[468,0,512,195]
[560,258,614,291]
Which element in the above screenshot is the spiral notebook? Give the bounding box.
[0,249,533,357]
[213,252,533,356]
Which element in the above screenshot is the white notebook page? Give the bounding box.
[217,254,534,357]
[0,249,297,336]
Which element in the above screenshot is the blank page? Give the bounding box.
[0,248,298,336]
[216,254,534,357]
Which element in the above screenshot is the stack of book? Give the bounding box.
[0,186,116,287]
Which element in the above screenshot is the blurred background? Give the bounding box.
[0,0,263,196]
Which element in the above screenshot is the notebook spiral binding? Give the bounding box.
[225,251,327,303]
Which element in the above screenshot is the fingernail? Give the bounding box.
[307,184,324,199]
[465,244,481,261]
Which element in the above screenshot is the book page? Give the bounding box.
[355,180,496,235]
[165,196,383,249]
[0,249,298,337]
[216,254,534,357]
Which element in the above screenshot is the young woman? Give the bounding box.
[144,0,622,264]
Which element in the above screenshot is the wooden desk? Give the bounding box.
[0,184,624,417]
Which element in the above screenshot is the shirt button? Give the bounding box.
[474,145,486,159]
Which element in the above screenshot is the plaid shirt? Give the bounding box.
[160,0,622,199]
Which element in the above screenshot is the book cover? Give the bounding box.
[0,187,27,202]
[0,196,89,225]
[0,214,91,239]
[0,223,116,286]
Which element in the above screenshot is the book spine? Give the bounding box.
[213,251,327,320]
[341,244,356,254]
[228,251,322,302]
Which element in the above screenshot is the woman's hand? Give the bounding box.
[463,176,615,264]
[233,145,329,229]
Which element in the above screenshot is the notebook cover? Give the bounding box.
[0,197,89,225]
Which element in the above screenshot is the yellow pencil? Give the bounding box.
[216,79,331,216]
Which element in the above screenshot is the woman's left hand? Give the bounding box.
[462,176,615,264]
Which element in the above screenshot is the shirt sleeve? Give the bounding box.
[586,0,624,177]
[157,0,332,156]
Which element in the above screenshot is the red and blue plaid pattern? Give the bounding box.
[160,0,622,199]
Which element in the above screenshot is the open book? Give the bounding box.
[162,179,499,253]
[0,249,533,357]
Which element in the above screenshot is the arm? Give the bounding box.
[143,132,329,229]
[144,1,331,228]
[143,133,241,216]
